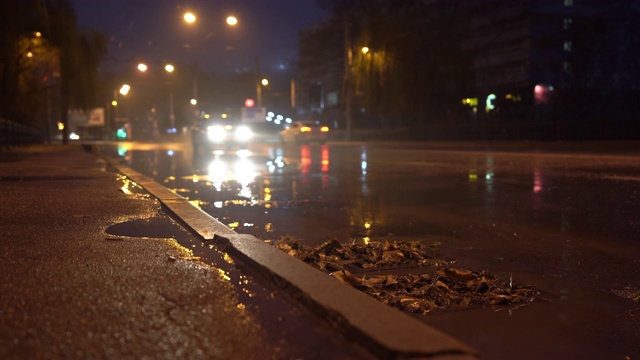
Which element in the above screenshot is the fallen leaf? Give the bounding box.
[434,280,450,291]
[490,295,511,305]
[330,270,361,287]
[362,276,386,287]
[437,268,477,282]
[384,275,398,287]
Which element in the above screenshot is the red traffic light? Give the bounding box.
[244,98,255,108]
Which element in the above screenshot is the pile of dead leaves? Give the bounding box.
[332,267,538,314]
[274,237,539,315]
[274,237,446,272]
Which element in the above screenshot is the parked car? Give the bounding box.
[191,119,253,151]
[280,120,329,144]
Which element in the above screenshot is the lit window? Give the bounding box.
[563,41,572,52]
[563,18,573,29]
[564,0,573,6]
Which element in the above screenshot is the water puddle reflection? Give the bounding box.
[103,211,357,358]
[105,217,187,239]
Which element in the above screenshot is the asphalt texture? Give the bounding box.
[0,144,476,359]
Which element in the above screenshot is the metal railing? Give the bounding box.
[0,118,45,150]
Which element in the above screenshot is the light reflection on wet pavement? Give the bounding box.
[104,176,364,359]
[106,142,640,359]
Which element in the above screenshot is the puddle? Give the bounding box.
[105,217,191,240]
[104,215,360,359]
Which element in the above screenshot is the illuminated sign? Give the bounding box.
[461,98,479,107]
[486,94,496,111]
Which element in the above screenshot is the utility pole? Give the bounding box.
[255,56,263,108]
[290,78,296,110]
[342,12,354,141]
[169,92,175,129]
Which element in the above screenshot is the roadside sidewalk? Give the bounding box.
[0,144,476,359]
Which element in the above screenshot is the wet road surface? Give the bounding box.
[104,140,640,359]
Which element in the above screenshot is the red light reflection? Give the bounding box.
[300,145,311,175]
[321,146,329,173]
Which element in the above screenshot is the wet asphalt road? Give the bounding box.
[105,140,640,359]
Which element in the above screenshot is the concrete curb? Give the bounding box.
[215,234,477,359]
[98,150,478,359]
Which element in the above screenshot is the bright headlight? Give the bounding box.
[235,125,253,142]
[207,125,227,143]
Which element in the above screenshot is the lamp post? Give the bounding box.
[164,64,176,130]
[181,12,237,119]
[110,84,130,139]
[342,14,353,140]
[255,56,263,108]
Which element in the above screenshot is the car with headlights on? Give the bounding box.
[280,120,329,144]
[191,119,254,152]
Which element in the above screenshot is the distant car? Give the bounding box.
[191,119,253,151]
[280,120,329,144]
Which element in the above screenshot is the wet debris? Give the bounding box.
[275,237,448,272]
[612,287,640,302]
[274,237,539,314]
[167,254,201,262]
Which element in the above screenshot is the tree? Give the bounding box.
[300,0,471,131]
[15,31,60,134]
[0,2,39,127]
[0,0,106,143]
[41,0,107,143]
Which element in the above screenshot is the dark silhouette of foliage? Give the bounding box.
[301,0,471,130]
[0,0,106,142]
[304,0,640,140]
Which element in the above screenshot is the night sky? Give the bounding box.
[71,0,329,76]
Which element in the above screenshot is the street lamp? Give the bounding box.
[110,84,130,139]
[163,64,176,129]
[226,16,238,26]
[184,11,238,27]
[134,63,178,135]
[184,12,196,24]
[257,78,269,108]
[119,84,131,95]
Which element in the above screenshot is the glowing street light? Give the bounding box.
[184,12,196,24]
[185,11,237,27]
[261,78,269,86]
[190,99,197,105]
[226,16,238,26]
[361,46,370,54]
[137,63,148,72]
[119,84,131,96]
[164,64,175,73]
